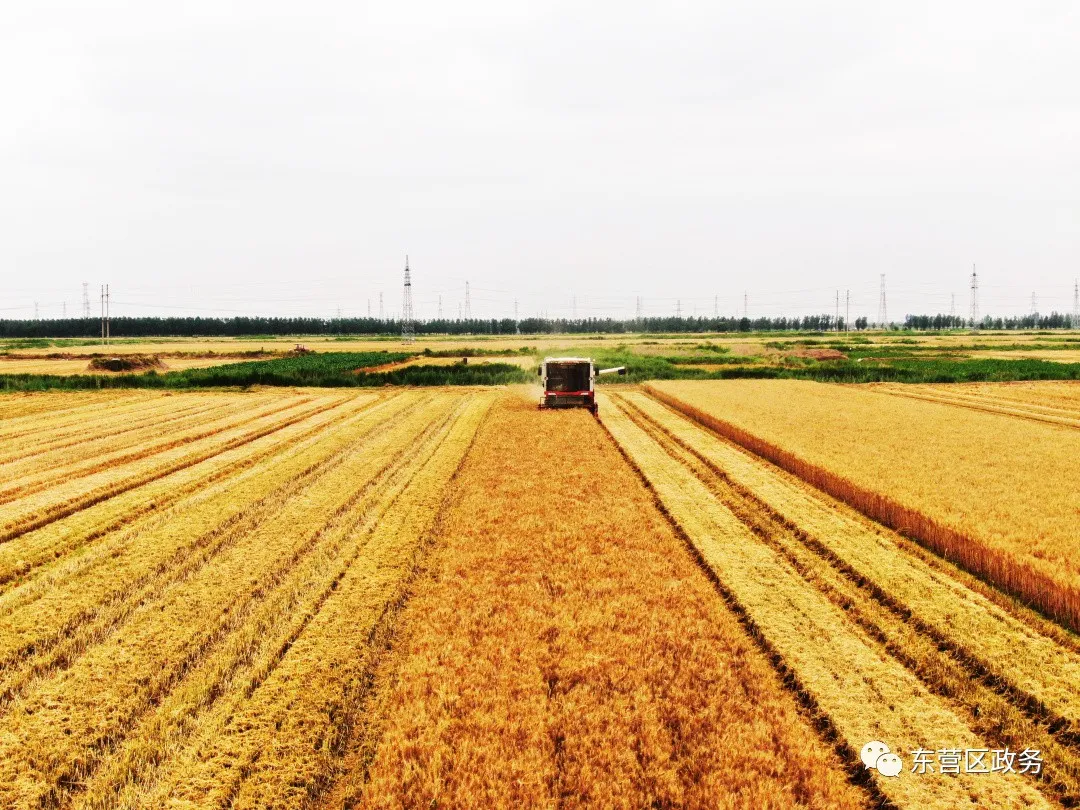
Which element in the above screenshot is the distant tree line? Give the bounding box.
[0,312,1074,339]
[904,312,1076,330]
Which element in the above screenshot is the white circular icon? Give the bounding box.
[861,740,891,769]
[876,752,903,777]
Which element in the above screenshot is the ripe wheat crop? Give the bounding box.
[647,379,1080,633]
[356,395,867,810]
[600,391,1051,809]
[868,381,1080,428]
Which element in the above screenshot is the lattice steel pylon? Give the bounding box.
[970,265,979,327]
[877,274,887,328]
[1073,280,1079,328]
[401,255,415,343]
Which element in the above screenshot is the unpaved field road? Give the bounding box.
[601,388,1077,809]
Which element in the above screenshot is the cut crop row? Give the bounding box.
[0,393,381,591]
[599,391,1049,810]
[0,393,249,468]
[0,392,423,701]
[142,394,493,810]
[612,389,1080,805]
[645,379,1080,634]
[0,392,464,807]
[0,393,326,505]
[0,393,352,543]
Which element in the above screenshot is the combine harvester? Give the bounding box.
[538,357,626,415]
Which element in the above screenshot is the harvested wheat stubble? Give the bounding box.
[0,393,351,543]
[0,390,166,443]
[0,393,380,591]
[646,379,1080,635]
[0,393,295,496]
[0,391,141,420]
[0,392,256,467]
[148,394,493,810]
[613,389,1080,803]
[0,393,415,692]
[0,391,468,808]
[354,394,867,810]
[599,392,1051,810]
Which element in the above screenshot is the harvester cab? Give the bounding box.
[537,357,626,415]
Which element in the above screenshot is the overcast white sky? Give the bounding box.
[3,1,1079,321]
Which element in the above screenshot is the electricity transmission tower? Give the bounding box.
[34,302,39,320]
[437,295,443,320]
[82,283,90,318]
[676,299,681,318]
[1073,280,1079,328]
[1030,292,1038,320]
[714,295,718,318]
[464,282,471,320]
[877,274,887,328]
[379,292,384,320]
[401,255,414,343]
[635,296,643,323]
[514,299,520,334]
[743,292,748,318]
[100,284,111,344]
[969,265,979,327]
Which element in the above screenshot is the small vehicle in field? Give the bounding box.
[537,357,626,415]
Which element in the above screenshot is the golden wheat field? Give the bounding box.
[1,381,1077,808]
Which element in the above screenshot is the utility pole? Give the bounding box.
[969,265,979,327]
[464,282,471,320]
[743,292,748,319]
[514,298,520,334]
[367,298,371,318]
[1073,280,1079,329]
[100,285,105,344]
[438,295,443,320]
[82,283,90,318]
[106,284,110,344]
[835,290,840,331]
[877,274,887,328]
[845,290,850,332]
[950,293,955,326]
[401,255,414,343]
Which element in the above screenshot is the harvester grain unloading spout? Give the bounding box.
[537,357,626,415]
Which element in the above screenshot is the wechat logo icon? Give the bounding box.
[861,741,903,778]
